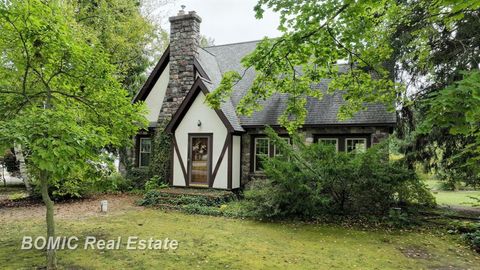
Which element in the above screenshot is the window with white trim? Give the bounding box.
[317,138,339,151]
[254,137,291,172]
[139,138,152,167]
[273,137,291,158]
[254,138,270,172]
[346,138,367,153]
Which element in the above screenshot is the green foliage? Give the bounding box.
[73,0,164,95]
[207,0,474,132]
[394,8,480,187]
[205,0,480,187]
[386,208,412,228]
[94,172,132,193]
[0,0,147,198]
[416,71,480,187]
[138,189,162,205]
[30,169,133,200]
[149,127,171,184]
[139,190,234,208]
[139,189,239,218]
[144,175,168,191]
[126,167,151,189]
[462,230,480,253]
[0,1,149,268]
[243,127,434,219]
[205,71,241,109]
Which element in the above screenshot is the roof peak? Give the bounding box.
[203,39,263,49]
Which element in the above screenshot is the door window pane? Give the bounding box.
[191,137,209,184]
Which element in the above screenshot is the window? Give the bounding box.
[273,137,291,158]
[317,138,339,151]
[346,138,366,153]
[254,137,291,172]
[139,138,152,167]
[254,138,270,172]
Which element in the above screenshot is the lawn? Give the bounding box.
[419,170,480,208]
[432,190,480,207]
[424,179,480,208]
[0,196,479,269]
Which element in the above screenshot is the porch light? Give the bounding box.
[197,120,202,127]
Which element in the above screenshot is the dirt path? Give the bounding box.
[0,193,143,223]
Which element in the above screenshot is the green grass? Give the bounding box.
[418,169,480,208]
[1,208,479,269]
[432,190,480,207]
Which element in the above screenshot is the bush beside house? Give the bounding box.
[240,127,435,220]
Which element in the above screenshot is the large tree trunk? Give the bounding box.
[40,172,57,270]
[13,144,32,193]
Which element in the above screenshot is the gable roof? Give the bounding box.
[135,40,396,129]
[133,46,170,103]
[165,78,245,133]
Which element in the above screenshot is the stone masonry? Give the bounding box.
[157,10,201,125]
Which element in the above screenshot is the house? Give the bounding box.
[131,10,396,190]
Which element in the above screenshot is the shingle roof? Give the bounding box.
[200,78,244,132]
[201,40,396,127]
[196,49,244,132]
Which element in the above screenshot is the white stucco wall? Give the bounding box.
[232,135,241,189]
[144,64,169,123]
[173,91,229,189]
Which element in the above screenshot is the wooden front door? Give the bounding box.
[188,134,211,185]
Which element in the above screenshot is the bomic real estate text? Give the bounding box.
[21,236,179,250]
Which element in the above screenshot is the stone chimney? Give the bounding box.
[158,9,201,125]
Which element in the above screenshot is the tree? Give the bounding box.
[392,8,480,187]
[73,0,166,96]
[0,1,147,269]
[200,35,215,47]
[72,0,169,175]
[5,0,165,190]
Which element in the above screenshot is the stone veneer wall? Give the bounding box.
[240,126,392,186]
[157,10,201,125]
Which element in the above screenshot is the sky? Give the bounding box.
[156,0,282,45]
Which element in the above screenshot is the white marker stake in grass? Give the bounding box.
[100,200,108,213]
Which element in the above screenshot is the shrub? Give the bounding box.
[139,189,162,206]
[463,230,480,252]
[126,167,150,189]
[386,208,412,228]
[244,127,435,219]
[94,173,132,193]
[144,175,168,191]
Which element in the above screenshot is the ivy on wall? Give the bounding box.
[149,122,171,184]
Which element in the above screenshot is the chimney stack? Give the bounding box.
[158,9,201,124]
